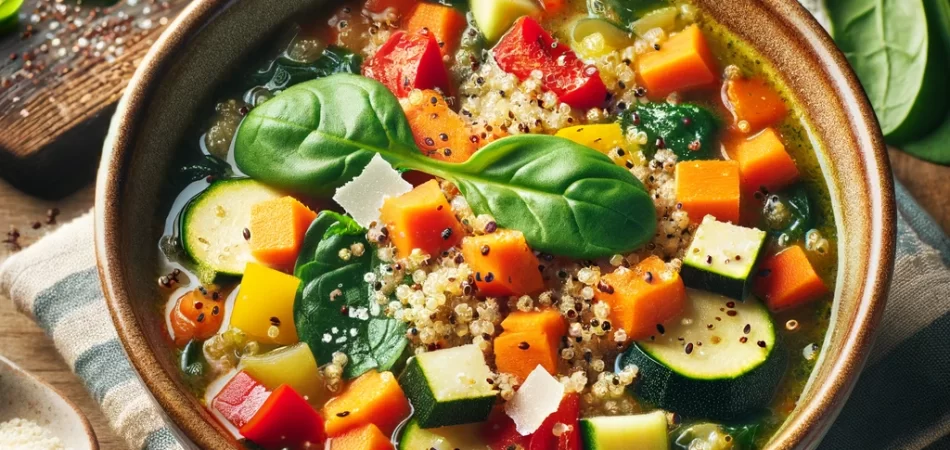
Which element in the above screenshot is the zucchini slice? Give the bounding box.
[580,411,669,450]
[398,345,497,428]
[398,419,487,450]
[181,179,280,279]
[681,216,767,299]
[620,289,786,420]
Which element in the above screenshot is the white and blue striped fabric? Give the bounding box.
[1,180,948,449]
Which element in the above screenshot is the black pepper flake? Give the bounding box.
[444,148,453,157]
[656,324,666,334]
[727,310,738,317]
[212,306,220,315]
[336,411,351,417]
[441,228,453,240]
[485,272,495,283]
[410,327,419,335]
[424,137,435,147]
[242,228,251,240]
[743,324,751,334]
[727,301,736,308]
[706,255,713,264]
[480,245,490,255]
[270,316,281,326]
[685,342,694,354]
[757,340,767,348]
[583,351,593,363]
[644,271,654,283]
[439,133,449,142]
[475,272,482,282]
[196,313,205,323]
[484,221,498,233]
[739,336,748,343]
[602,321,611,331]
[518,341,530,350]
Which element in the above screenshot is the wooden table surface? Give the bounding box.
[0,150,946,449]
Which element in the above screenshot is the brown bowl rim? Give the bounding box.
[95,0,896,448]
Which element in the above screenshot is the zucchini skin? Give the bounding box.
[680,264,747,300]
[620,338,787,420]
[398,357,495,428]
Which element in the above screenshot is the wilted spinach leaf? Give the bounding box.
[176,155,231,185]
[621,102,719,160]
[180,339,207,378]
[293,212,408,379]
[763,184,814,242]
[251,46,362,91]
[595,0,668,25]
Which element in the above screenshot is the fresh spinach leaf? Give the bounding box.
[236,74,657,259]
[762,184,814,242]
[903,110,950,165]
[251,46,362,91]
[413,135,657,259]
[826,0,948,141]
[293,211,408,379]
[621,102,719,161]
[235,74,417,198]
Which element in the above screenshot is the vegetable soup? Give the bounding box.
[157,0,837,448]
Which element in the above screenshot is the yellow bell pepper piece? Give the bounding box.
[239,342,330,405]
[230,262,300,345]
[555,123,642,168]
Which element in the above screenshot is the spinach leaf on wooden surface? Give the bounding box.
[826,0,947,141]
[903,110,950,165]
[293,212,408,379]
[235,74,657,259]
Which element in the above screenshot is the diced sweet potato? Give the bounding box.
[594,256,687,341]
[636,25,717,98]
[249,196,317,269]
[753,246,828,312]
[322,370,410,437]
[499,309,567,376]
[494,330,559,381]
[501,309,567,337]
[675,160,741,224]
[404,3,467,56]
[461,229,545,297]
[379,180,464,258]
[402,90,478,163]
[726,76,788,133]
[735,128,799,194]
[328,424,394,450]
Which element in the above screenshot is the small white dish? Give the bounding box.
[0,355,98,449]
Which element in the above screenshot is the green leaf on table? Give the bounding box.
[826,0,948,142]
[293,211,408,380]
[903,110,950,165]
[235,74,657,259]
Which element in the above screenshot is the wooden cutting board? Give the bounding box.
[0,0,190,199]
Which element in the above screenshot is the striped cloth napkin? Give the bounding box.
[1,181,948,450]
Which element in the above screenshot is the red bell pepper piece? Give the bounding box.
[528,393,582,450]
[362,30,451,98]
[484,406,530,450]
[493,17,608,110]
[240,384,327,449]
[212,371,272,429]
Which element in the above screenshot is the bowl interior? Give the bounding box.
[96,1,894,449]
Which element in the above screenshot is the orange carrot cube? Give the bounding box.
[461,229,545,297]
[494,330,560,381]
[404,3,467,56]
[753,246,828,312]
[402,90,478,163]
[726,76,788,133]
[636,25,717,98]
[501,309,567,337]
[735,128,800,194]
[594,256,687,341]
[328,424,394,450]
[322,370,410,437]
[249,196,317,268]
[379,180,464,258]
[675,160,741,224]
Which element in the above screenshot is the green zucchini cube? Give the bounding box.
[398,344,497,428]
[681,216,767,299]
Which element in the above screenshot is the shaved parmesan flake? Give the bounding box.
[332,154,412,227]
[505,365,565,435]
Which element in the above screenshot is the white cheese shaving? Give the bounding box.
[505,365,565,435]
[332,154,412,227]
